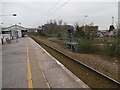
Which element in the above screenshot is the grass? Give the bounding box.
[32,36,119,88]
[29,33,120,59]
[76,38,98,54]
[103,42,120,58]
[48,39,63,46]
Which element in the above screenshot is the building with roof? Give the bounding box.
[80,25,98,33]
[42,23,74,34]
[2,25,27,42]
[27,28,41,32]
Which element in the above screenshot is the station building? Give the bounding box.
[2,25,27,42]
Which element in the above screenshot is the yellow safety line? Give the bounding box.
[26,37,33,88]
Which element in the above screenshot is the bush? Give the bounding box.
[74,25,85,38]
[104,42,120,58]
[77,38,98,53]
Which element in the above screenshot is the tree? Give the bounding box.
[74,23,85,38]
[38,26,41,28]
[50,20,53,24]
[64,22,67,25]
[53,20,57,25]
[47,21,49,24]
[117,23,120,44]
[58,20,63,25]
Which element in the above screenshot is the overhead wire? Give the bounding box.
[39,0,61,24]
[46,0,61,15]
[46,0,71,20]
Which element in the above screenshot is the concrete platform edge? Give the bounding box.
[30,37,90,88]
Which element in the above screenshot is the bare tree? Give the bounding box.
[50,20,53,24]
[58,20,63,25]
[47,21,49,24]
[38,26,41,28]
[64,22,67,25]
[53,19,57,25]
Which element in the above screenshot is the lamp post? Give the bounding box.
[0,13,17,17]
[112,17,114,25]
[0,13,17,45]
[84,15,88,32]
[0,23,3,45]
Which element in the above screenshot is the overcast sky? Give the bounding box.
[0,0,119,30]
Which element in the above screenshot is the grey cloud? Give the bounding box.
[1,1,118,30]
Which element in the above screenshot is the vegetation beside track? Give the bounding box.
[28,34,119,81]
[31,36,120,88]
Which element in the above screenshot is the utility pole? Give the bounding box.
[112,17,114,25]
[0,23,3,45]
[117,21,120,82]
[84,15,88,32]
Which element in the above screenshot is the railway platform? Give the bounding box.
[2,37,89,88]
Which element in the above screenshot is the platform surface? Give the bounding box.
[2,37,89,88]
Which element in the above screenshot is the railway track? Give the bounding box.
[31,36,120,88]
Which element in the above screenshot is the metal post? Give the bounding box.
[84,15,88,32]
[112,17,114,25]
[1,38,3,45]
[0,23,3,45]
